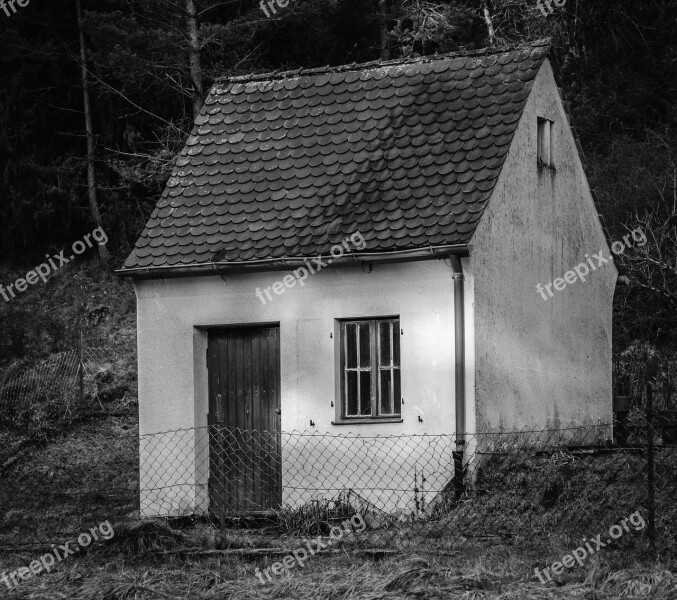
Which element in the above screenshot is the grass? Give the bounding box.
[0,416,138,547]
[0,259,136,368]
[273,496,357,536]
[0,534,674,599]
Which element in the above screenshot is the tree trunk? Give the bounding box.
[75,0,110,267]
[378,0,390,60]
[482,1,495,46]
[186,0,204,119]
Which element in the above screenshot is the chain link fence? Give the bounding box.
[135,416,675,551]
[2,407,675,554]
[0,344,118,438]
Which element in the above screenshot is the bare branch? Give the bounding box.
[86,67,179,130]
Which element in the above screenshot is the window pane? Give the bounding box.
[345,323,357,368]
[346,371,358,416]
[379,370,392,415]
[379,321,391,366]
[359,371,371,415]
[342,318,400,420]
[359,323,370,368]
[537,118,552,166]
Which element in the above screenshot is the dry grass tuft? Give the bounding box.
[106,519,189,555]
[601,566,677,598]
[453,560,507,591]
[70,571,187,600]
[74,578,181,600]
[383,556,437,591]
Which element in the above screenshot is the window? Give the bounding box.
[537,117,554,168]
[339,318,401,421]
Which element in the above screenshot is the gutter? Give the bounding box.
[449,255,466,500]
[115,244,469,279]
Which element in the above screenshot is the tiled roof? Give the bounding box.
[122,40,551,272]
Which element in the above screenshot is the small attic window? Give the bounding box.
[537,117,554,168]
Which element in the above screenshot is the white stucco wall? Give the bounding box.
[134,259,474,516]
[470,59,617,435]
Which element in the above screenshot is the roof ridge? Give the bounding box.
[216,38,551,86]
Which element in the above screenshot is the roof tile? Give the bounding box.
[122,41,550,270]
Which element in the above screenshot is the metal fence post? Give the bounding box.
[614,396,630,447]
[646,382,656,550]
[453,439,465,502]
[79,332,84,406]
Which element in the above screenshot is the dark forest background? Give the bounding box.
[0,0,675,386]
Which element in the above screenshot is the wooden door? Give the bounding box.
[207,326,281,514]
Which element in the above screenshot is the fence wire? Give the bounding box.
[0,350,80,429]
[1,412,675,553]
[135,418,674,550]
[0,346,119,438]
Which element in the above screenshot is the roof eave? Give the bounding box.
[116,244,470,280]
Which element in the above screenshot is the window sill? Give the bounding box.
[331,418,403,425]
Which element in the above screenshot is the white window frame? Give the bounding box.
[537,117,555,168]
[333,317,402,424]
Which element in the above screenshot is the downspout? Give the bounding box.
[449,256,466,500]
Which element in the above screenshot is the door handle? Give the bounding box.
[215,394,223,424]
[275,408,281,415]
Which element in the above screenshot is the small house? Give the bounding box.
[119,41,619,518]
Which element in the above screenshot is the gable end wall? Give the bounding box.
[470,59,617,433]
